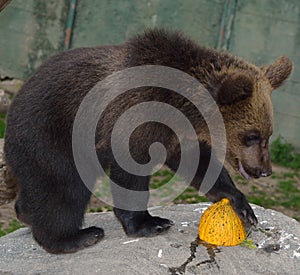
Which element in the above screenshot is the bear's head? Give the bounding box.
[213,56,293,179]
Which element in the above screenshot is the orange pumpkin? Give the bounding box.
[198,198,246,246]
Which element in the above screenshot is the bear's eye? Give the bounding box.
[245,134,261,146]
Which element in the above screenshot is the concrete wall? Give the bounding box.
[0,0,299,147]
[0,0,68,78]
[71,0,224,48]
[229,0,300,147]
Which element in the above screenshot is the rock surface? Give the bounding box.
[0,139,17,206]
[0,79,23,95]
[0,203,299,274]
[0,89,11,114]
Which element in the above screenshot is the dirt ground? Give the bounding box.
[0,165,299,229]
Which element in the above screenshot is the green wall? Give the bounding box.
[229,0,300,147]
[0,0,299,148]
[71,0,224,48]
[0,0,68,78]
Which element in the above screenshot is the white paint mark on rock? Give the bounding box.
[278,232,294,244]
[266,227,274,230]
[193,204,211,213]
[257,238,268,248]
[158,249,162,258]
[181,221,191,227]
[122,239,139,244]
[292,249,300,258]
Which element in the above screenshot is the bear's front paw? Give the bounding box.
[230,195,258,227]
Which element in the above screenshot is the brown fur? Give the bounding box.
[2,28,293,253]
[264,56,293,89]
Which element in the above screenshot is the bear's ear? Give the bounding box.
[216,73,254,105]
[264,56,293,89]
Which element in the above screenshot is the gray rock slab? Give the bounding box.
[0,203,299,274]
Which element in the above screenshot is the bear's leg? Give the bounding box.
[167,142,257,226]
[110,162,173,236]
[15,175,104,254]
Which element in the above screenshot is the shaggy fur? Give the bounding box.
[3,29,292,253]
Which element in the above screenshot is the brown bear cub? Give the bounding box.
[4,29,292,253]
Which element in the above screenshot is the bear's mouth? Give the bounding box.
[238,160,251,180]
